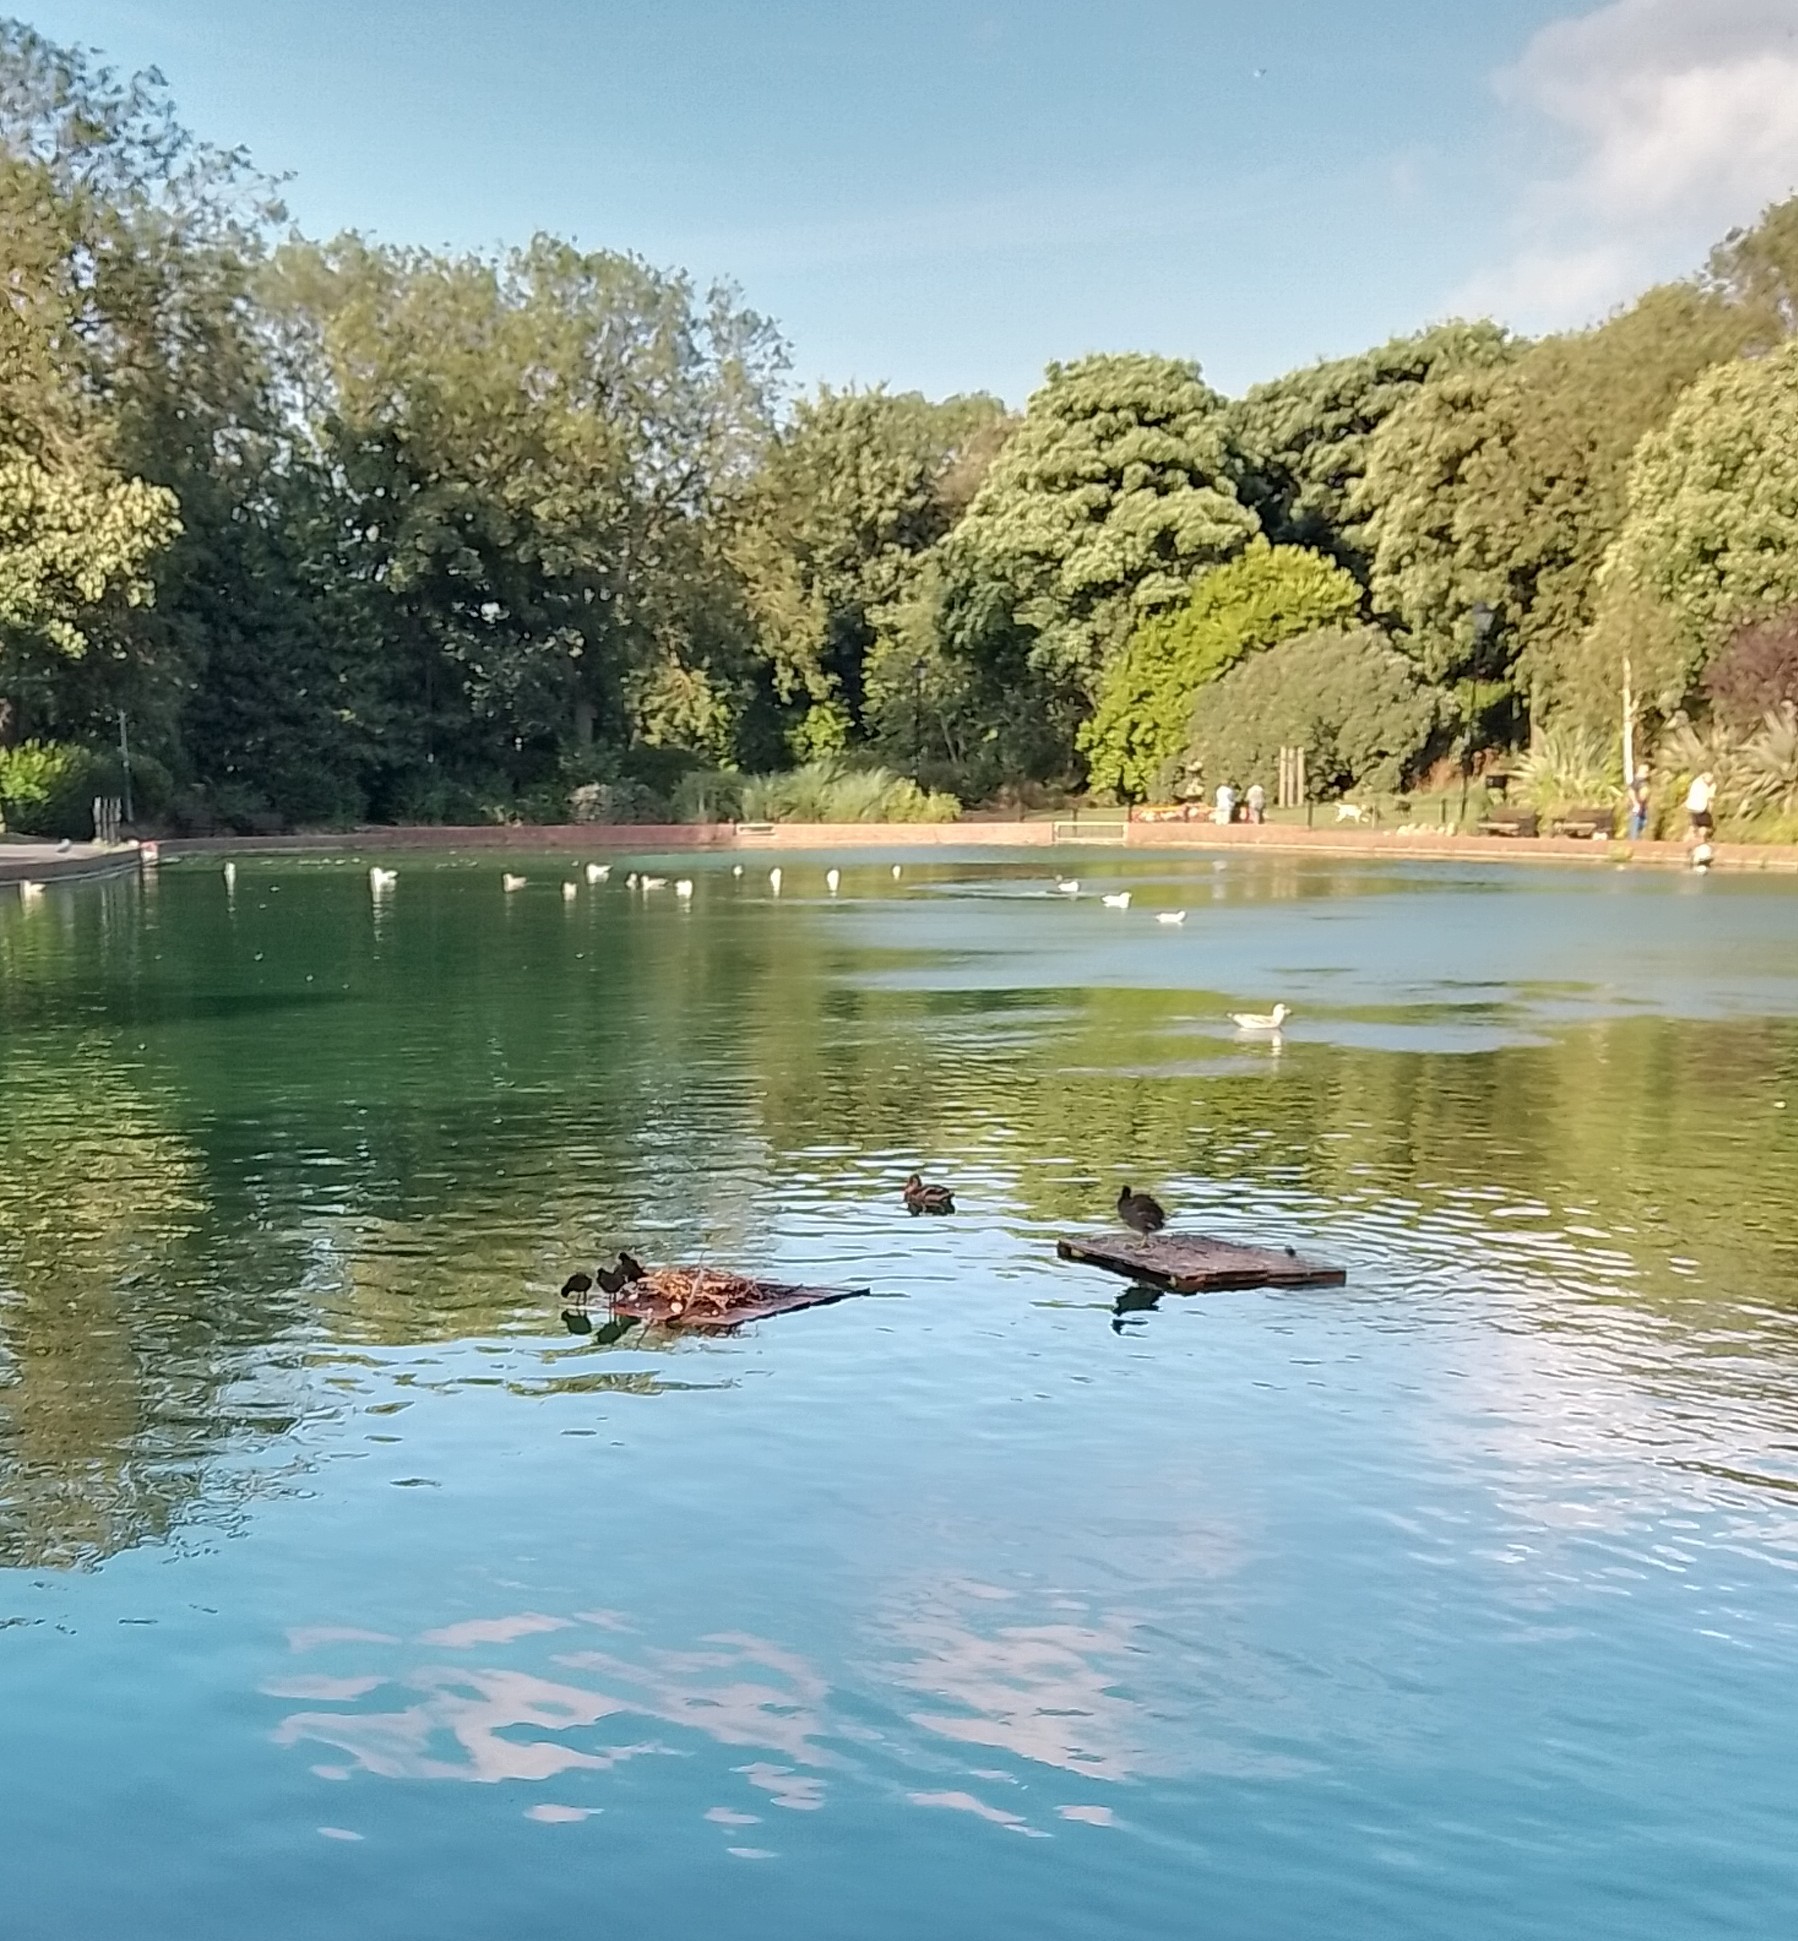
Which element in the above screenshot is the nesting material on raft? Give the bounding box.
[1055,1231,1345,1293]
[608,1265,870,1330]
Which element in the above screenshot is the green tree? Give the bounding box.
[1186,624,1443,799]
[1079,541,1361,798]
[728,384,1009,751]
[1229,322,1513,582]
[1602,338,1798,683]
[952,354,1257,696]
[1362,284,1765,713]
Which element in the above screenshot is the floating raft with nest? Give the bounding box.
[1055,1231,1345,1294]
[607,1265,870,1331]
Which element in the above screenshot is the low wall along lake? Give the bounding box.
[2,847,1796,1938]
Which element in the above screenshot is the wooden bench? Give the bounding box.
[1550,806,1615,840]
[1477,809,1539,838]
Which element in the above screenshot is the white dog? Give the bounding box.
[1335,803,1368,825]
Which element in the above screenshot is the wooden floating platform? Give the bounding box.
[608,1274,870,1331]
[1055,1231,1345,1294]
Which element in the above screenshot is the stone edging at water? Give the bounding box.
[9,821,1798,881]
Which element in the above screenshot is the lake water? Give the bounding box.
[3,849,1797,1939]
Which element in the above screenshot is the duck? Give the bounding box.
[892,864,903,879]
[1101,891,1131,910]
[826,868,840,894]
[674,878,694,900]
[560,1271,595,1300]
[1157,910,1186,925]
[769,867,783,893]
[502,873,528,893]
[625,871,639,889]
[17,880,44,904]
[1057,878,1079,895]
[903,1174,955,1215]
[1230,1003,1290,1032]
[562,881,580,900]
[596,1251,647,1295]
[369,866,398,891]
[1117,1185,1168,1234]
[732,864,745,878]
[640,875,668,890]
[585,862,611,884]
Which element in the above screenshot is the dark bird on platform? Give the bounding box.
[594,1252,646,1295]
[1117,1185,1168,1235]
[903,1174,955,1215]
[560,1271,594,1299]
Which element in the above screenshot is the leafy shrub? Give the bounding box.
[0,740,108,839]
[564,780,670,825]
[735,758,959,823]
[1511,724,1621,814]
[1080,542,1362,798]
[1186,626,1443,800]
[1704,611,1798,735]
[671,768,745,824]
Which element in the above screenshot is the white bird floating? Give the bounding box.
[625,872,639,889]
[892,864,903,879]
[223,862,237,890]
[674,878,694,899]
[1157,910,1186,925]
[826,868,840,894]
[18,880,44,904]
[1057,879,1079,895]
[503,873,528,893]
[769,866,783,893]
[1101,891,1131,910]
[732,864,745,878]
[585,863,610,884]
[369,866,398,891]
[641,875,668,890]
[1230,1003,1291,1032]
[562,881,580,901]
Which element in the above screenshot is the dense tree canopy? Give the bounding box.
[1187,625,1444,801]
[9,18,1798,833]
[1080,541,1361,799]
[953,354,1257,694]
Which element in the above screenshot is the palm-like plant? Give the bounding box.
[1742,704,1798,814]
[1511,723,1620,814]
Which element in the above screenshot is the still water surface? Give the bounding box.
[3,850,1797,1938]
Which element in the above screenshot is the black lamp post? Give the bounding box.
[1460,601,1496,827]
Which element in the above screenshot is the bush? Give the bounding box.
[1705,611,1798,735]
[563,780,671,825]
[1511,724,1621,814]
[0,741,109,840]
[1742,703,1798,815]
[1079,541,1362,798]
[735,758,960,823]
[671,768,745,824]
[1186,626,1444,800]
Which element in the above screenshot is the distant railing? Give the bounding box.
[1050,813,1129,844]
[92,795,123,844]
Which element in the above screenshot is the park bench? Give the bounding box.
[1477,809,1539,838]
[1550,806,1615,840]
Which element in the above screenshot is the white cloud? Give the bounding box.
[1457,0,1798,328]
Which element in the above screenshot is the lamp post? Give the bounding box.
[1460,601,1496,829]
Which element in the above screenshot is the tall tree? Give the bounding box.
[1229,322,1513,583]
[952,354,1257,696]
[727,384,1009,755]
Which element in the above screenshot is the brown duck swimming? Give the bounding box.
[1117,1185,1168,1235]
[903,1174,955,1215]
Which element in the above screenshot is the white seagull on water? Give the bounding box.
[1230,1003,1290,1032]
[1102,891,1131,910]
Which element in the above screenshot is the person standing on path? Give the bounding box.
[1245,782,1266,825]
[1627,767,1651,840]
[1214,781,1238,826]
[1685,770,1716,842]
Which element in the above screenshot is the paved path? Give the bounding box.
[0,840,142,886]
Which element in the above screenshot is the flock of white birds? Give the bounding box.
[126,854,1290,1036]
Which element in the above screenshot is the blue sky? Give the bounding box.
[22,1,1798,401]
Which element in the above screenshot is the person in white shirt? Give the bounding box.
[1214,781,1238,825]
[1685,771,1716,839]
